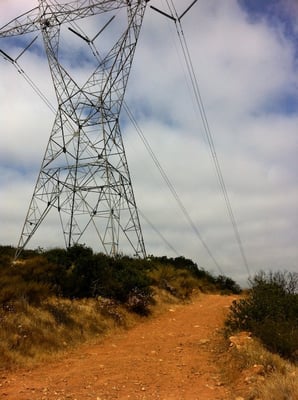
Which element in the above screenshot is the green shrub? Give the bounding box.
[214,275,241,294]
[225,271,298,362]
[44,247,155,314]
[97,258,154,310]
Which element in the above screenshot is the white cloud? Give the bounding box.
[0,0,297,286]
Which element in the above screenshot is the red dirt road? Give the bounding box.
[1,294,235,400]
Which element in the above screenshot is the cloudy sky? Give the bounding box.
[0,0,297,286]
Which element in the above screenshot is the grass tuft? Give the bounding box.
[253,371,298,400]
[0,296,129,370]
[218,333,298,400]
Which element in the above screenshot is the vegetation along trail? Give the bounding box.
[0,294,235,400]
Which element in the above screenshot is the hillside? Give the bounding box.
[0,246,297,399]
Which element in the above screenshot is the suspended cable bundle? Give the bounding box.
[152,0,251,277]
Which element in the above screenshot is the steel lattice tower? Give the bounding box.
[0,0,148,258]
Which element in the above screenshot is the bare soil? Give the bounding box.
[0,294,236,400]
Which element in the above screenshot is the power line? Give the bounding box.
[123,103,224,274]
[137,209,180,257]
[161,0,251,277]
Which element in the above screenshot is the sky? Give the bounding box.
[0,0,297,286]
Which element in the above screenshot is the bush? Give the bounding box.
[98,257,153,303]
[0,245,155,314]
[148,256,241,297]
[44,247,155,314]
[126,287,154,316]
[0,258,53,306]
[149,263,198,299]
[225,271,298,362]
[214,275,241,294]
[0,244,241,315]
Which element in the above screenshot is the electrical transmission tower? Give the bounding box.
[0,0,149,258]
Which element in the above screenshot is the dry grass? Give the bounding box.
[0,296,134,371]
[234,337,292,374]
[148,264,206,299]
[0,288,179,371]
[246,340,298,400]
[218,333,298,400]
[253,371,298,400]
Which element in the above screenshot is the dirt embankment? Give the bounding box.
[1,294,236,400]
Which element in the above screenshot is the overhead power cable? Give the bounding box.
[137,209,180,257]
[123,103,223,274]
[156,0,251,277]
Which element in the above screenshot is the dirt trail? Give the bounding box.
[1,294,236,400]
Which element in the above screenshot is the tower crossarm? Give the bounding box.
[0,0,146,38]
[0,7,40,38]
